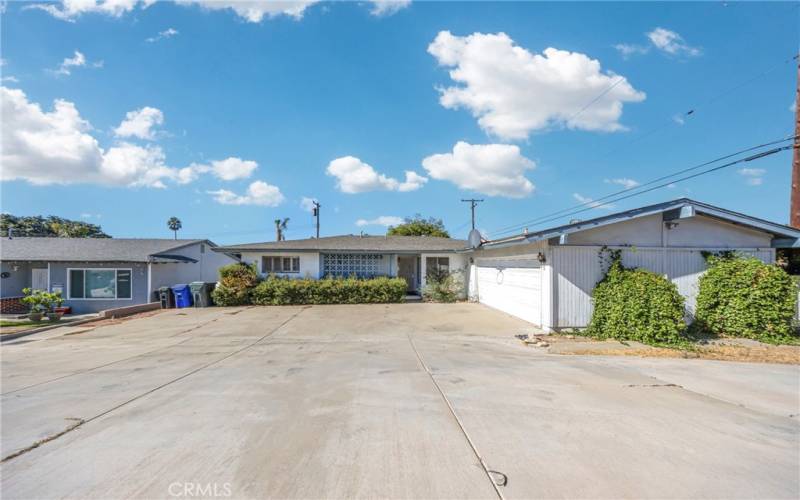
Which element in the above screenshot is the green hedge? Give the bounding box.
[251,276,407,305]
[211,263,258,306]
[587,259,687,345]
[694,255,797,343]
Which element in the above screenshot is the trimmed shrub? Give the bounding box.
[250,276,407,305]
[211,263,259,306]
[587,259,687,345]
[422,268,464,303]
[694,255,798,343]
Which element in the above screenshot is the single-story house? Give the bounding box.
[0,238,237,314]
[214,198,799,332]
[214,235,468,294]
[467,198,800,331]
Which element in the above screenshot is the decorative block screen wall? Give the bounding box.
[322,253,383,278]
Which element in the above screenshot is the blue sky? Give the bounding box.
[1,1,797,244]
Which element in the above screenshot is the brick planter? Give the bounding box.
[0,297,28,315]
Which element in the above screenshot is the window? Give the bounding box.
[68,269,132,300]
[322,253,383,278]
[262,256,300,273]
[425,257,450,277]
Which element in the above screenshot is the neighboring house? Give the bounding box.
[0,238,237,314]
[467,198,800,331]
[214,235,468,294]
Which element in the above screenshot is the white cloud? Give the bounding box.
[421,141,535,198]
[300,196,317,212]
[326,156,426,193]
[53,50,86,76]
[176,0,319,22]
[208,157,258,180]
[0,86,249,190]
[176,157,258,183]
[146,28,179,43]
[356,216,404,227]
[428,31,645,140]
[369,0,410,17]
[791,101,797,113]
[27,0,150,20]
[738,167,765,186]
[604,177,640,190]
[397,170,428,192]
[2,76,19,83]
[114,106,164,140]
[208,181,285,206]
[614,43,649,58]
[646,28,701,57]
[573,193,615,211]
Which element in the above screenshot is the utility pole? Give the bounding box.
[312,201,321,238]
[791,57,800,228]
[461,199,484,230]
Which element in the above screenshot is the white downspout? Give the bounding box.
[147,262,153,303]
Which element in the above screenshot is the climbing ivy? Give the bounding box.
[587,248,688,345]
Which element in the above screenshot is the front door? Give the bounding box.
[397,256,418,293]
[31,268,48,291]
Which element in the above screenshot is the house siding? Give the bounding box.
[150,242,237,290]
[49,261,150,314]
[239,251,321,278]
[1,261,33,298]
[551,245,775,328]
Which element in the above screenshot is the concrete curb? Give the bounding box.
[0,316,104,343]
[0,302,162,343]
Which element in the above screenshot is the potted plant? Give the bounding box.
[21,288,64,322]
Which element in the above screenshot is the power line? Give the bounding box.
[490,136,796,238]
[594,53,798,163]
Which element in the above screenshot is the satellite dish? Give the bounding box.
[468,229,482,249]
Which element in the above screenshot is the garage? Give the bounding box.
[475,259,542,325]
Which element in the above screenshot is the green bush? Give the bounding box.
[422,268,464,303]
[211,263,259,306]
[250,276,407,305]
[694,255,798,343]
[587,258,687,345]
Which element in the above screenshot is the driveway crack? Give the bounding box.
[406,334,507,500]
[1,307,308,463]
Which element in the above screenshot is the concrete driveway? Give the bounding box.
[1,304,798,499]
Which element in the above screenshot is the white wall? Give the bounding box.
[565,214,772,248]
[150,242,237,293]
[552,245,775,328]
[239,251,321,278]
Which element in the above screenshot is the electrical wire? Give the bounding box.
[490,138,796,238]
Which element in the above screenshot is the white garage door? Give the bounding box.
[476,260,542,325]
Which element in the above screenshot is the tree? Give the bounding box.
[167,217,182,240]
[387,215,450,238]
[0,214,110,238]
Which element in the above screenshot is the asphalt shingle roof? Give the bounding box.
[0,238,207,262]
[215,235,468,253]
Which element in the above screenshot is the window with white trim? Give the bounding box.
[68,269,132,299]
[262,256,300,273]
[425,257,450,277]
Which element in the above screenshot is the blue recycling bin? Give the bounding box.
[171,284,193,308]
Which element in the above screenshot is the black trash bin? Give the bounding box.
[190,281,215,307]
[158,286,175,309]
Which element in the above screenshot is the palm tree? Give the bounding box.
[167,217,182,240]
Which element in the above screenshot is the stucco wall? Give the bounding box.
[564,214,772,248]
[239,251,321,278]
[151,242,237,289]
[49,261,150,314]
[1,261,32,298]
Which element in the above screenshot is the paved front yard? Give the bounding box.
[1,304,798,499]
